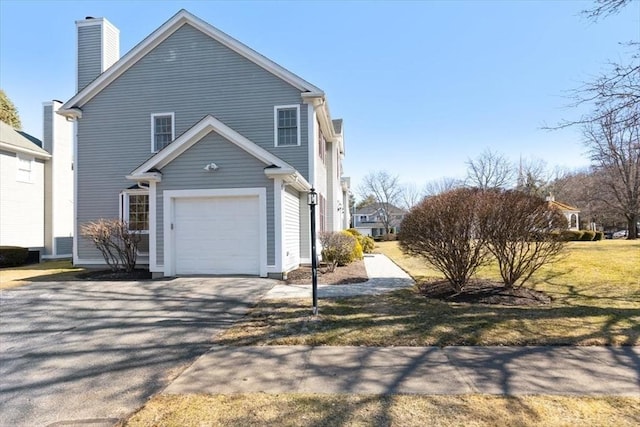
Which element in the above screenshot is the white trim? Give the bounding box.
[0,142,51,160]
[273,104,301,147]
[119,188,150,233]
[60,10,322,117]
[149,181,159,272]
[73,120,79,265]
[273,179,284,274]
[130,115,295,177]
[150,112,175,153]
[42,254,73,260]
[306,103,316,187]
[163,187,267,277]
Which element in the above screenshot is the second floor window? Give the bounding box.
[16,154,33,183]
[275,105,299,146]
[152,113,174,152]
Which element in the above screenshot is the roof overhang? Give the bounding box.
[125,172,162,183]
[0,141,51,160]
[264,168,311,192]
[302,92,338,144]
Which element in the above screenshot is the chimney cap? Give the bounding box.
[85,16,94,19]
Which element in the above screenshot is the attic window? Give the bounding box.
[151,112,175,152]
[274,105,300,147]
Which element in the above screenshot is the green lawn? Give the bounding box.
[217,240,639,346]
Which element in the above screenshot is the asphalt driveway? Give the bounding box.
[0,276,277,427]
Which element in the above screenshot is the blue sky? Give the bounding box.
[1,0,638,192]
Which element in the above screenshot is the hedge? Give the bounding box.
[0,246,29,267]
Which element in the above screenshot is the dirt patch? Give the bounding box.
[77,269,152,281]
[286,260,368,285]
[418,279,551,306]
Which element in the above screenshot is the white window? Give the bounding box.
[274,105,300,147]
[151,113,175,152]
[120,189,149,232]
[16,154,33,183]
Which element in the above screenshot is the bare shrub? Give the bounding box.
[479,190,568,289]
[80,219,141,272]
[319,231,358,272]
[399,188,490,293]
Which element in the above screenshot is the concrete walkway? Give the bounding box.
[165,255,640,398]
[265,254,414,299]
[164,345,640,396]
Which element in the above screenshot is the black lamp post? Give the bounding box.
[308,188,319,315]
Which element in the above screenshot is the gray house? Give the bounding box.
[353,203,406,239]
[58,10,350,278]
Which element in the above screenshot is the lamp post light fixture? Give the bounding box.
[308,188,319,315]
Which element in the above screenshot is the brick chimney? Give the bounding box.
[76,16,120,92]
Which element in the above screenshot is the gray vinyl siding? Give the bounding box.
[55,237,73,255]
[42,105,53,254]
[155,132,274,266]
[77,25,102,91]
[75,23,310,262]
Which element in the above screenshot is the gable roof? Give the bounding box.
[127,115,311,191]
[549,200,580,213]
[0,121,50,159]
[59,9,323,117]
[356,203,407,216]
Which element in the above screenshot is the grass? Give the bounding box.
[217,240,640,346]
[124,394,640,427]
[0,260,84,289]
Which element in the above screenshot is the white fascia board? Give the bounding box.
[59,9,321,115]
[129,115,294,176]
[302,93,337,143]
[264,168,311,192]
[0,142,51,160]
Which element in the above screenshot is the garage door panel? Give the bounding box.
[174,196,260,275]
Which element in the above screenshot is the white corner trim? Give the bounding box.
[273,179,284,274]
[60,10,322,115]
[149,181,158,272]
[130,115,295,176]
[162,187,268,277]
[150,112,175,153]
[273,104,301,147]
[307,103,316,187]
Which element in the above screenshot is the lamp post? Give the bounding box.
[308,188,318,315]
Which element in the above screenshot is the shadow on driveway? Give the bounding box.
[0,277,276,427]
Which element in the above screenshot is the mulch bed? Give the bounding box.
[77,269,152,281]
[418,279,552,306]
[286,260,368,285]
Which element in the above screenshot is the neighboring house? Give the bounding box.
[352,203,407,238]
[57,10,350,278]
[546,195,580,230]
[0,102,74,258]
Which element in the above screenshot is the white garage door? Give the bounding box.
[174,196,260,275]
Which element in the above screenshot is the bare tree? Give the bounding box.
[582,0,634,21]
[479,190,568,289]
[80,219,141,272]
[583,108,640,239]
[465,149,516,190]
[516,157,553,196]
[399,183,423,210]
[422,177,463,197]
[358,170,402,234]
[399,188,490,293]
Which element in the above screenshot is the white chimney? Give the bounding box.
[76,16,120,92]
